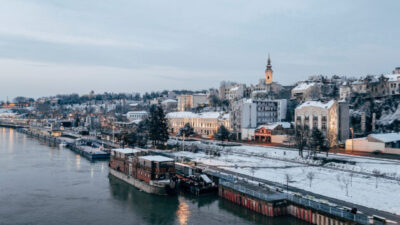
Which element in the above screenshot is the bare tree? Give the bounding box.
[294,127,307,158]
[337,174,351,196]
[372,169,383,189]
[284,173,293,193]
[251,167,256,181]
[349,172,354,187]
[306,171,315,188]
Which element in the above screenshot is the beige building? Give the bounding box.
[166,111,230,138]
[177,94,208,111]
[345,133,400,154]
[295,100,338,145]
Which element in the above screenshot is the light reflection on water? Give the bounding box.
[76,154,81,171]
[177,197,189,225]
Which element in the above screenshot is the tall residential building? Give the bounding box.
[230,98,287,139]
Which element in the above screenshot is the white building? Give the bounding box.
[227,84,245,102]
[295,100,339,145]
[126,111,148,122]
[345,133,400,154]
[161,99,178,112]
[339,82,352,101]
[230,98,287,140]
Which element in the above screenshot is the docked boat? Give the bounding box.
[175,162,217,195]
[109,148,176,195]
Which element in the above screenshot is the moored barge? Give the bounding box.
[109,148,176,195]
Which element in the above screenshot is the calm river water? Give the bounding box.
[0,128,308,225]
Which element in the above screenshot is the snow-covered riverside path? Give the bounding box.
[168,140,400,223]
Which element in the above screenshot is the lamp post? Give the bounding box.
[350,127,354,153]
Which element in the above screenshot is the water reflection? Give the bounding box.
[76,154,81,170]
[108,175,179,225]
[177,198,189,225]
[8,128,13,153]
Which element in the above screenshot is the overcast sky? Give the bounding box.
[0,0,399,100]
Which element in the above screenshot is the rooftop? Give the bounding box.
[297,100,335,110]
[292,82,316,92]
[139,155,174,162]
[369,133,400,143]
[113,148,142,154]
[257,122,291,130]
[166,111,228,119]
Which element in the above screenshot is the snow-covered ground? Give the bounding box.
[169,140,400,215]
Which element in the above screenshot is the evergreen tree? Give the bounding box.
[310,127,325,157]
[124,132,137,147]
[178,123,194,138]
[178,123,195,151]
[148,104,169,148]
[214,125,230,142]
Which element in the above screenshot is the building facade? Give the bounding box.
[295,100,339,146]
[291,82,320,102]
[177,94,208,111]
[166,111,230,138]
[126,111,148,122]
[230,98,287,140]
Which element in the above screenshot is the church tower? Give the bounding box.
[265,54,273,84]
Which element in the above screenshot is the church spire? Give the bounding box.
[265,53,273,84]
[266,53,272,69]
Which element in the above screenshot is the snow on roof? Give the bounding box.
[297,100,335,110]
[113,148,142,154]
[292,82,316,92]
[127,111,148,114]
[162,99,177,103]
[257,122,291,130]
[369,133,400,143]
[139,155,174,162]
[230,86,239,91]
[166,111,228,120]
[383,74,400,82]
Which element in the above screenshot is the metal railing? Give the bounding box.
[218,176,371,225]
[220,179,285,202]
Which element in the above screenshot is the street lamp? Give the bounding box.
[349,127,354,153]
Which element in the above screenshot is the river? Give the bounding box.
[0,128,308,225]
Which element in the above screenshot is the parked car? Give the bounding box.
[372,150,382,155]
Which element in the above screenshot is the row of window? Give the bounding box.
[297,116,327,121]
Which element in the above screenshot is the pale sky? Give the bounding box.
[0,0,399,100]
